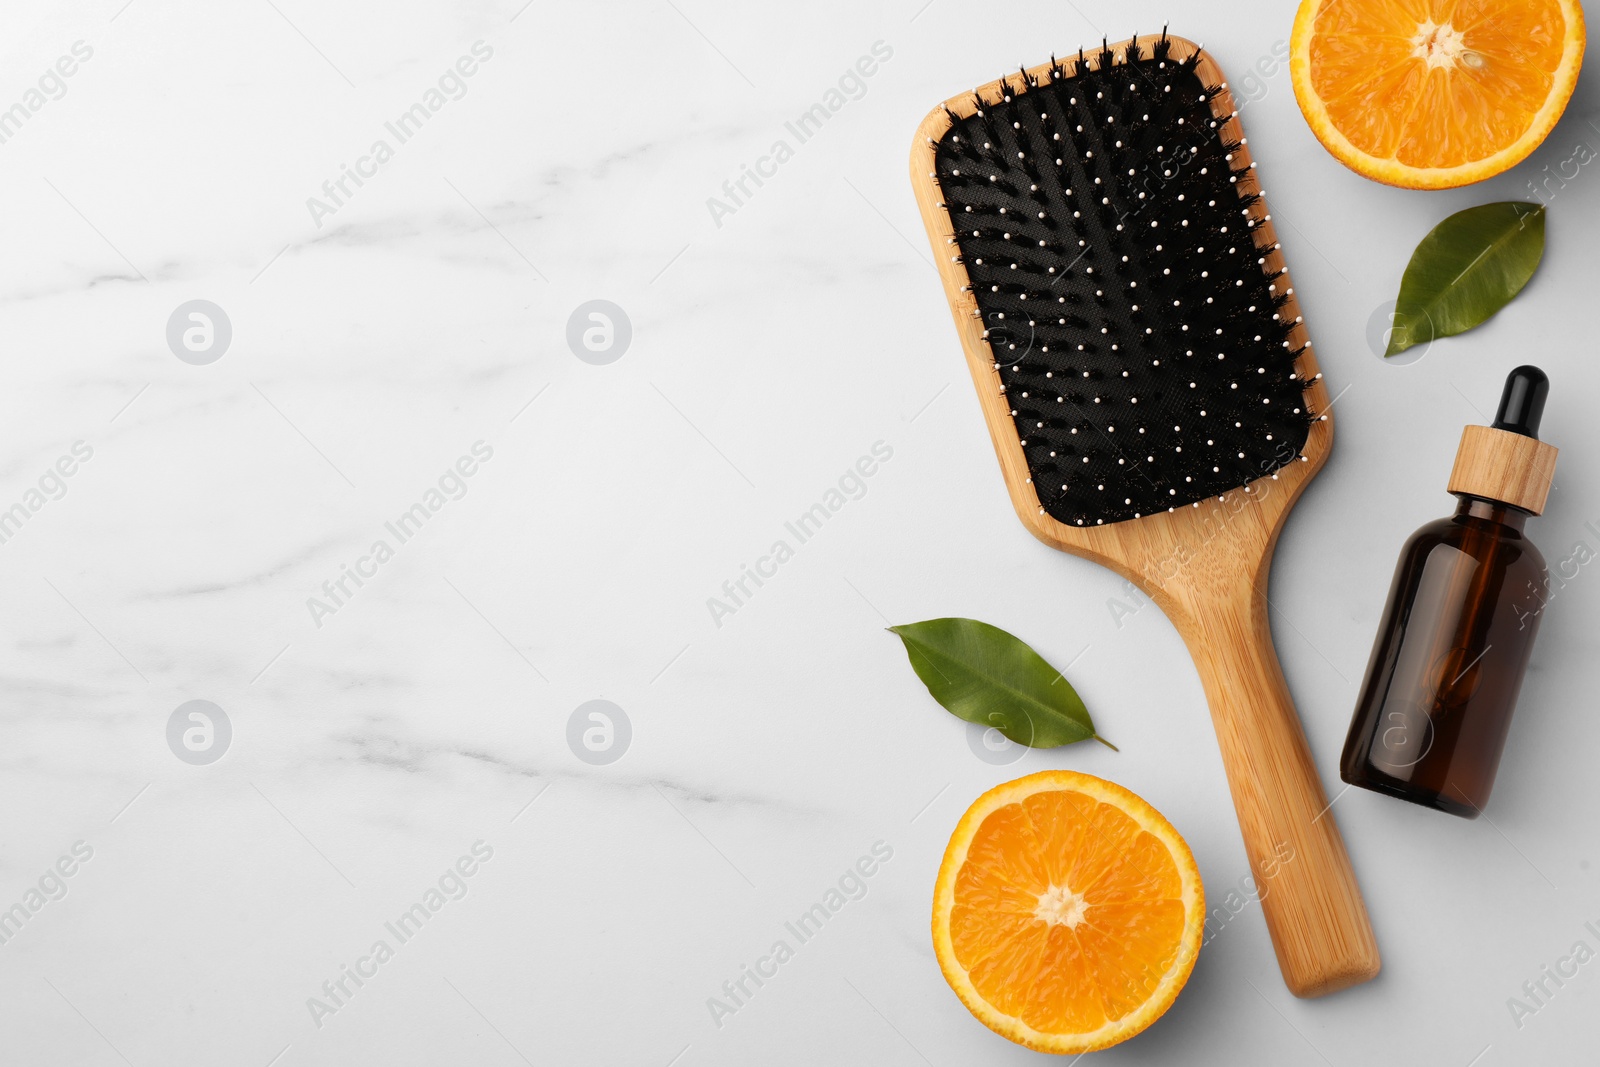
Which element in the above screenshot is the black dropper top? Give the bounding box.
[1491,365,1548,439]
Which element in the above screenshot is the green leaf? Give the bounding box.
[1386,202,1545,356]
[888,617,1115,750]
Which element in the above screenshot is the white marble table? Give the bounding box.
[2,0,1597,1063]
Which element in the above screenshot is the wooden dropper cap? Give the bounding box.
[1447,365,1558,515]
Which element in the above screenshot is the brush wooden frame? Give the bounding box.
[910,34,1380,998]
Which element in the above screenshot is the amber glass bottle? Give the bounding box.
[1341,367,1558,818]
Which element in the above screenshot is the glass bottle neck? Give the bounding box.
[1452,495,1529,531]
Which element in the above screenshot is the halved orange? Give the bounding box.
[931,771,1203,1054]
[1290,0,1586,188]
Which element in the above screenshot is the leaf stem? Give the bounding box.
[1093,735,1119,752]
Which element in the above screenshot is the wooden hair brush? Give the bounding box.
[910,32,1379,997]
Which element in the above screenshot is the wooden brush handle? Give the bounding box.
[1181,582,1380,997]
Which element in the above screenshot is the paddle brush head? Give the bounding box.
[914,33,1327,531]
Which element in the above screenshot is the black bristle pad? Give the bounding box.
[935,39,1313,527]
